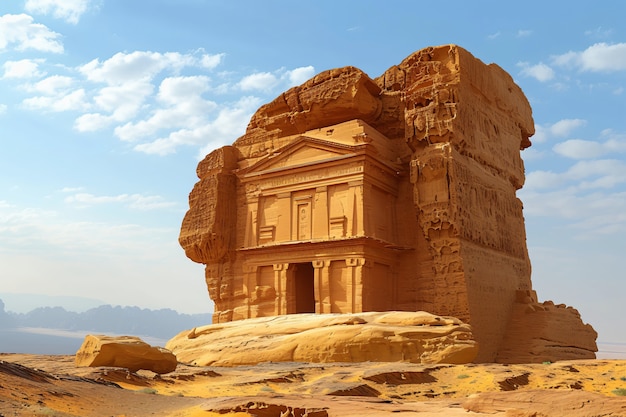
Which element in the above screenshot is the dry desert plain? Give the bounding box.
[1,353,626,416]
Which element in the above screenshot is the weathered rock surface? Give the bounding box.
[75,335,177,374]
[179,44,597,363]
[496,291,598,363]
[166,311,478,366]
[3,354,626,417]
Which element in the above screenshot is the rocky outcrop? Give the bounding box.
[75,335,177,374]
[166,311,478,366]
[495,291,598,363]
[179,44,597,363]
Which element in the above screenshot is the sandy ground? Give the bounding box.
[1,353,626,416]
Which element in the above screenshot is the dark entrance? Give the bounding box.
[293,262,315,313]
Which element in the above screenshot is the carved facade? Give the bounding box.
[237,121,413,319]
[180,45,597,363]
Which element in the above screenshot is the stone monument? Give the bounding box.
[179,45,597,363]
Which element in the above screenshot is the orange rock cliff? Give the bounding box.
[179,44,597,363]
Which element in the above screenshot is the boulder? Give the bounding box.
[166,311,478,366]
[75,335,177,374]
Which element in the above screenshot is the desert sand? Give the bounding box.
[2,353,626,416]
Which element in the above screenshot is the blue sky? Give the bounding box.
[1,1,625,350]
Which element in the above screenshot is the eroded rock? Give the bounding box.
[75,335,177,374]
[179,44,597,363]
[166,311,478,366]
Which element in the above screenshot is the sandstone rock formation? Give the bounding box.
[166,311,478,366]
[75,335,177,374]
[495,291,598,363]
[179,44,597,363]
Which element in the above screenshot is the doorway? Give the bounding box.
[292,262,315,313]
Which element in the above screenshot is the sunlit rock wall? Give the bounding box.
[179,44,597,363]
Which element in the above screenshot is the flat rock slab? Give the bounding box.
[166,311,478,366]
[75,334,177,374]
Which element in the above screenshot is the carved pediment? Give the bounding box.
[240,136,362,177]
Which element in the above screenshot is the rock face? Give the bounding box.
[179,44,597,363]
[495,291,598,363]
[75,335,178,374]
[166,311,478,366]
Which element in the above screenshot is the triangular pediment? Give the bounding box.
[241,136,360,176]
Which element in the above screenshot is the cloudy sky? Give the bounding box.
[1,1,625,350]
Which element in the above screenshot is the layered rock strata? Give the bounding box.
[179,44,597,362]
[166,311,478,366]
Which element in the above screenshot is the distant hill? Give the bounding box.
[0,293,105,313]
[0,299,16,329]
[0,298,212,354]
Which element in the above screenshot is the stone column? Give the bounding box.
[313,260,331,313]
[242,264,258,319]
[346,257,367,313]
[273,263,289,315]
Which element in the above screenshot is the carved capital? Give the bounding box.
[346,257,366,267]
[273,263,289,271]
[312,260,331,269]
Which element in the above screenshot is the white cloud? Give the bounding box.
[553,130,626,160]
[25,74,73,94]
[157,75,211,105]
[21,75,85,112]
[522,188,626,236]
[79,51,200,85]
[0,14,63,53]
[487,31,501,40]
[91,80,154,121]
[553,139,605,159]
[135,95,262,157]
[23,88,89,112]
[553,42,626,72]
[549,118,586,137]
[25,0,91,24]
[521,155,626,237]
[69,51,223,134]
[2,59,46,79]
[525,158,626,192]
[516,29,532,38]
[65,192,177,210]
[238,66,315,92]
[11,46,312,156]
[238,71,278,92]
[532,119,586,144]
[114,76,216,142]
[286,66,315,86]
[520,147,545,161]
[531,124,548,144]
[74,112,114,132]
[0,199,208,313]
[200,53,225,69]
[0,200,172,255]
[524,170,566,190]
[517,61,554,82]
[0,104,7,114]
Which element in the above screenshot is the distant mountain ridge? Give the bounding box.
[0,298,212,339]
